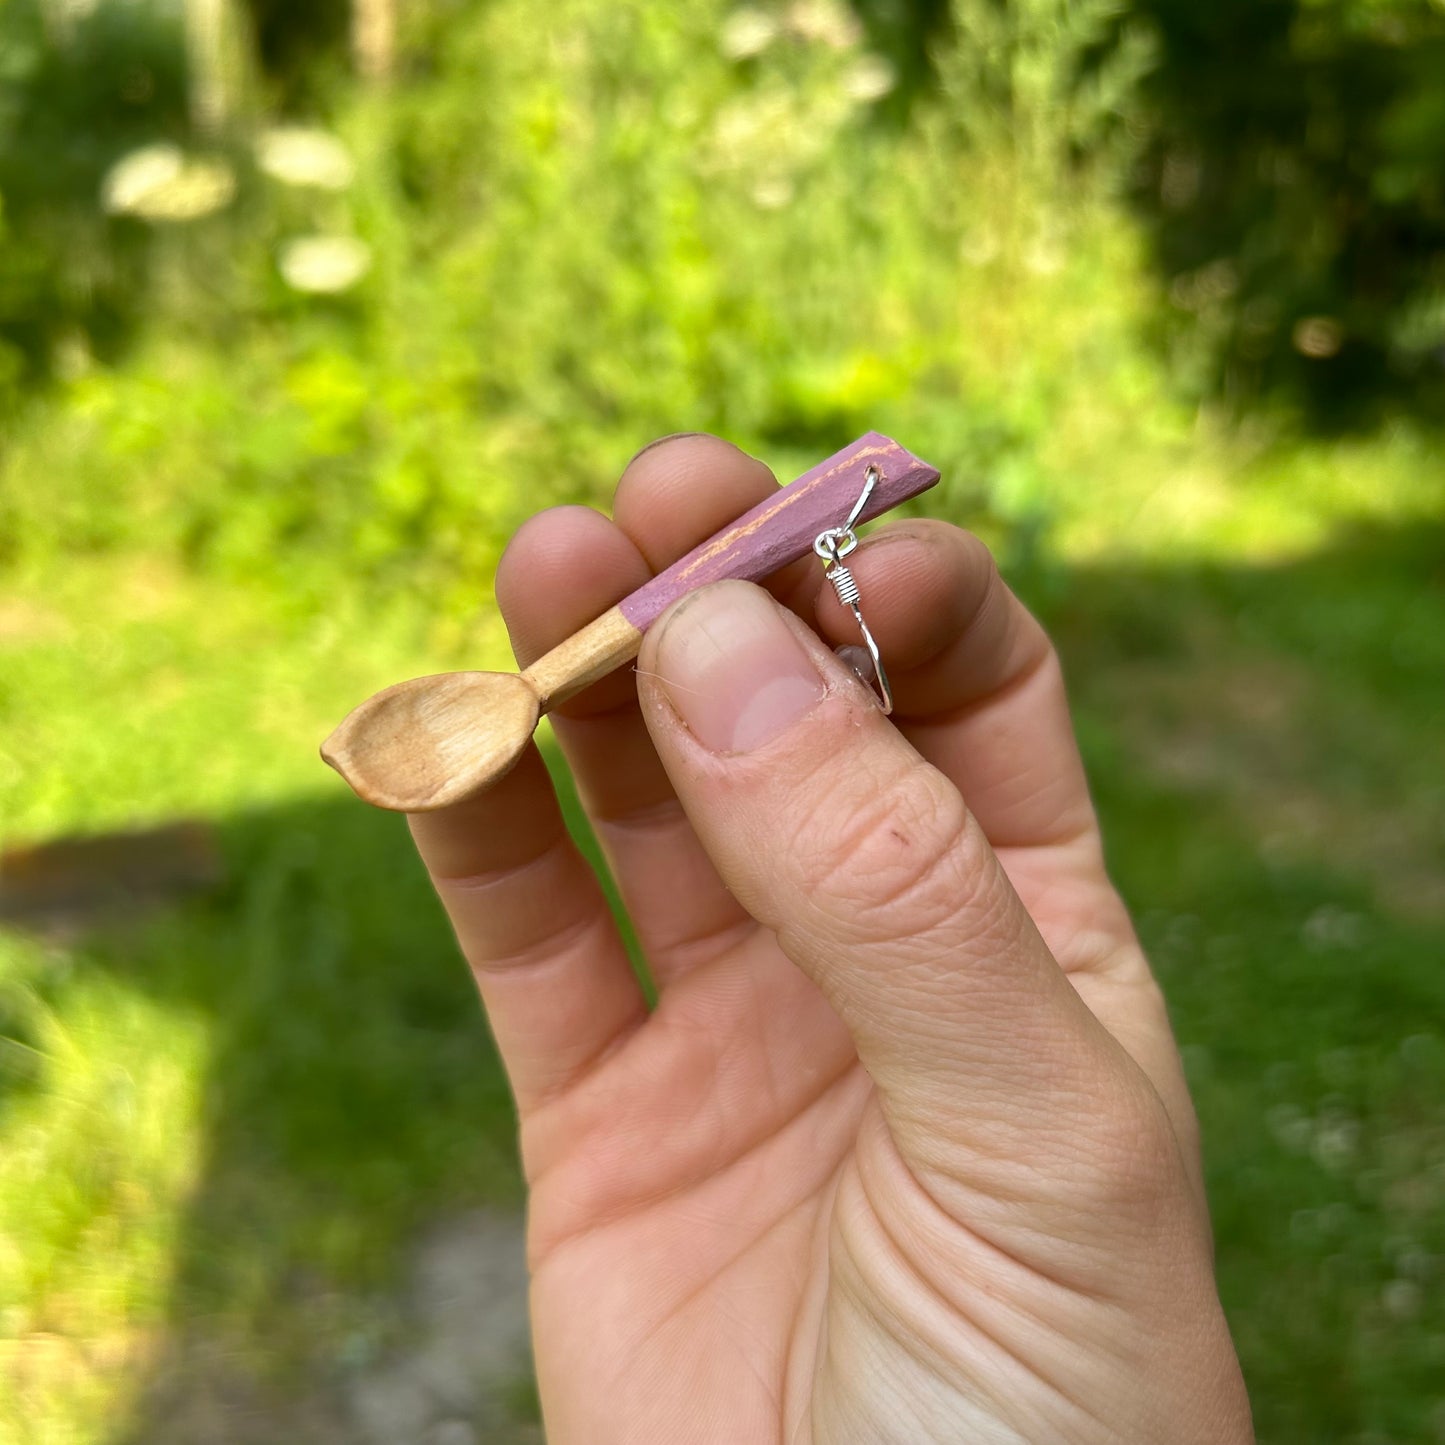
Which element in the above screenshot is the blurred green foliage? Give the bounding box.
[0,0,190,397]
[3,0,1111,593]
[1129,0,1445,423]
[2,0,1441,592]
[0,0,1299,592]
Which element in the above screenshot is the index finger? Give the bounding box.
[810,521,1106,858]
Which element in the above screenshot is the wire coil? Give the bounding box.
[827,563,861,607]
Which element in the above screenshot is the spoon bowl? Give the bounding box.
[321,670,540,811]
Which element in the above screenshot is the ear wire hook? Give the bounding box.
[813,465,893,715]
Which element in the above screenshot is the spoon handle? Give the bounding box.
[520,432,940,712]
[521,606,642,710]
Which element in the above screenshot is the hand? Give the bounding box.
[408,435,1254,1444]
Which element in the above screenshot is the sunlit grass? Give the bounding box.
[1044,419,1445,565]
[0,558,513,841]
[0,561,522,1441]
[0,954,207,1441]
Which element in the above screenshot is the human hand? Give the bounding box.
[408,434,1254,1443]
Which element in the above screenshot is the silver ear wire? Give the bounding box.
[814,466,892,715]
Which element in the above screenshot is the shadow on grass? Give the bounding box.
[1041,518,1445,1443]
[55,795,532,1441]
[3,751,617,1442]
[8,517,1439,1444]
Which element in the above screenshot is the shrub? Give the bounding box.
[0,0,1183,598]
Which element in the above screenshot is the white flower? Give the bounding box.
[750,175,795,210]
[256,126,355,191]
[277,235,372,294]
[785,0,861,48]
[102,143,182,214]
[720,8,778,60]
[841,55,895,103]
[101,146,237,222]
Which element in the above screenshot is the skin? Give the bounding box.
[407,434,1255,1444]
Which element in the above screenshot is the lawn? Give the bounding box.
[1056,522,1445,1443]
[1,444,1442,1442]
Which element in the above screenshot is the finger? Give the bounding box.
[812,522,1095,849]
[805,523,1133,949]
[497,503,754,983]
[611,433,813,605]
[636,582,1190,1264]
[803,523,1196,1161]
[495,435,809,984]
[408,747,648,1117]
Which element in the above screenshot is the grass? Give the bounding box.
[2,468,1443,1443]
[0,562,515,1441]
[1047,522,1445,1443]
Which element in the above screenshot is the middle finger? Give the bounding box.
[496,435,811,986]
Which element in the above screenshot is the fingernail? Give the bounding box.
[654,583,824,753]
[626,432,709,468]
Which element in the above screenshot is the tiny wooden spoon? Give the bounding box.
[322,432,940,811]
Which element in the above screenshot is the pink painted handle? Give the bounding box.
[619,432,940,632]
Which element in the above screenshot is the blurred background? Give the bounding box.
[0,0,1442,1439]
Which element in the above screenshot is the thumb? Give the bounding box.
[636,581,1182,1245]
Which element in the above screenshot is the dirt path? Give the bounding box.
[126,1210,539,1444]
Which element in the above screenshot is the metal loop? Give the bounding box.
[813,527,857,563]
[812,464,879,564]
